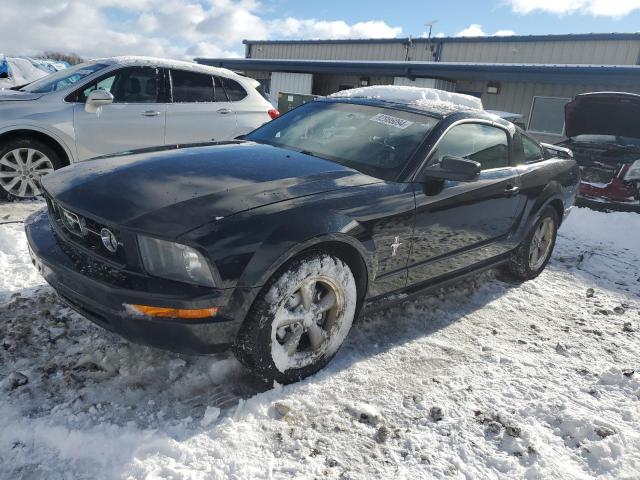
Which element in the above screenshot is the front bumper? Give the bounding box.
[25,209,257,354]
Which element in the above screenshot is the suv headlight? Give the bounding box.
[624,159,640,181]
[138,235,215,287]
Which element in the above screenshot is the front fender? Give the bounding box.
[237,209,376,289]
[0,123,76,163]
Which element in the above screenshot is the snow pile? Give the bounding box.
[1,202,639,478]
[329,85,484,112]
[0,56,67,89]
[1,56,68,88]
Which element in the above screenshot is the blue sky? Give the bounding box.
[2,0,640,60]
[262,0,640,38]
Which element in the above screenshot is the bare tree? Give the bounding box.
[39,51,84,65]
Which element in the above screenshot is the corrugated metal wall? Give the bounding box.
[271,72,313,95]
[441,40,640,65]
[247,38,640,65]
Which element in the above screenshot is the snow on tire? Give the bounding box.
[233,253,357,384]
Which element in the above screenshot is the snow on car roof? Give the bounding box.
[95,56,243,80]
[329,85,483,113]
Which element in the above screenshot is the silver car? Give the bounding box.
[0,56,278,199]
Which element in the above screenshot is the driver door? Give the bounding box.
[73,66,166,160]
[407,122,522,286]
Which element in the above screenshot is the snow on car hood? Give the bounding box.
[41,142,379,237]
[565,92,640,139]
[329,85,483,112]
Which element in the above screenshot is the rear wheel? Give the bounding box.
[504,206,559,281]
[0,138,63,200]
[233,253,357,384]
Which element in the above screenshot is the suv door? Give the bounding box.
[165,70,238,144]
[408,122,522,285]
[72,66,166,160]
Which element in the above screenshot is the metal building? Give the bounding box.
[197,33,640,142]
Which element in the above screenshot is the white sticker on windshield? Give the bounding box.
[369,113,414,129]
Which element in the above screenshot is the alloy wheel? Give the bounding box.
[529,217,555,271]
[271,275,346,371]
[0,148,54,197]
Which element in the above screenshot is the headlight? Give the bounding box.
[138,235,215,287]
[624,159,640,181]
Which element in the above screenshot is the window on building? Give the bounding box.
[528,96,570,136]
[430,123,510,170]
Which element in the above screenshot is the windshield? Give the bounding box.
[246,101,438,180]
[572,134,640,149]
[20,62,109,93]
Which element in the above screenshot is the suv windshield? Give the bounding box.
[246,101,438,180]
[20,62,109,93]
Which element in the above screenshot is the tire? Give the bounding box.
[0,138,64,200]
[503,206,559,281]
[233,253,358,384]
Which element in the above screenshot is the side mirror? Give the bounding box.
[420,156,481,182]
[85,90,114,113]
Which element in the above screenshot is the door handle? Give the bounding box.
[216,108,233,115]
[141,110,161,117]
[504,185,520,196]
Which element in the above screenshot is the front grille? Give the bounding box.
[45,196,128,265]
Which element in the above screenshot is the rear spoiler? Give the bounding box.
[541,143,573,160]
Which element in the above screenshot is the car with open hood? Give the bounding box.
[0,56,277,200]
[25,87,579,383]
[559,92,640,212]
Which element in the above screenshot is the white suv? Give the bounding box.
[0,56,278,199]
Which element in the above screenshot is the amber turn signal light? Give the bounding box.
[129,304,219,319]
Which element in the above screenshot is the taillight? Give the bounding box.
[267,109,280,120]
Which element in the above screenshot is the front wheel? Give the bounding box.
[0,138,63,200]
[233,253,358,384]
[503,206,559,281]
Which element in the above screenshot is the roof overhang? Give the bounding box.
[195,58,640,86]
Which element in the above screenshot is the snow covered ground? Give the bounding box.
[1,200,639,479]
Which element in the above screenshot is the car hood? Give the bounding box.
[0,89,44,101]
[42,142,380,237]
[565,92,640,139]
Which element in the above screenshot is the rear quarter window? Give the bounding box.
[221,77,247,101]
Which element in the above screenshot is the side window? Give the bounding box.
[431,123,510,170]
[79,67,159,103]
[221,77,247,101]
[522,135,545,163]
[213,76,229,102]
[171,70,214,102]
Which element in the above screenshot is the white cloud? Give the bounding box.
[0,0,402,60]
[456,24,486,37]
[506,0,640,17]
[456,24,517,37]
[493,29,516,36]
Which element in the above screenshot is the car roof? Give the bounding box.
[93,56,242,79]
[319,96,513,126]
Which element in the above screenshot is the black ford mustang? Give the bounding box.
[26,96,579,383]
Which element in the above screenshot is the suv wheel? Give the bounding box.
[233,253,357,384]
[504,206,559,281]
[0,139,63,200]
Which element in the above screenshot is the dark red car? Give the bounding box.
[560,92,640,212]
